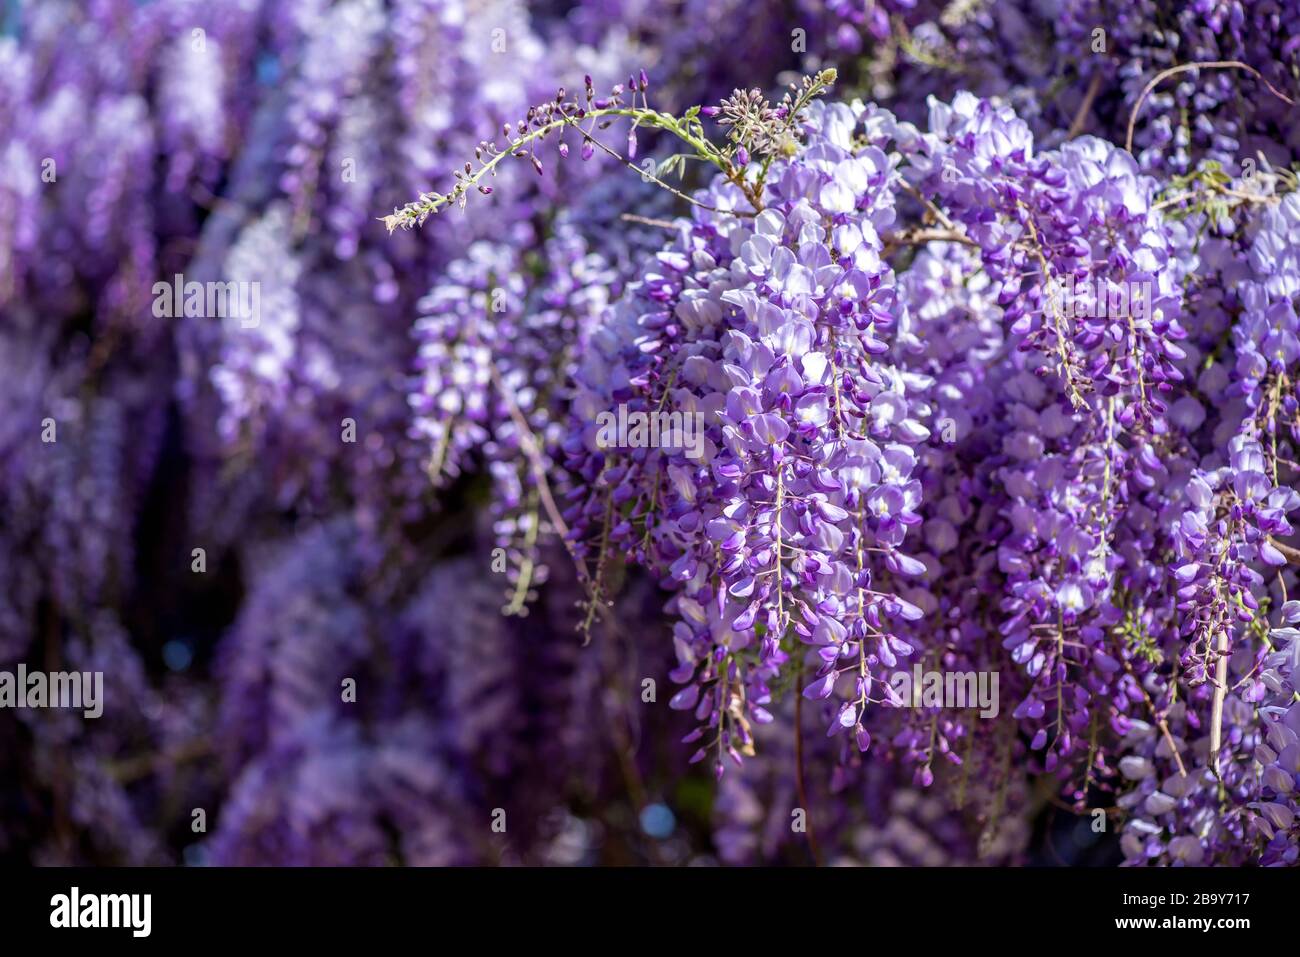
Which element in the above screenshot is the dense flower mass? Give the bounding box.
[2,0,1299,869]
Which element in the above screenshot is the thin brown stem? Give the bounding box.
[1067,72,1104,139]
[620,213,680,230]
[882,226,980,254]
[1126,61,1296,154]
[1268,537,1300,566]
[107,740,213,784]
[571,122,736,214]
[1117,647,1188,778]
[487,363,618,637]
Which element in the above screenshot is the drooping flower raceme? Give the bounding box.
[565,99,935,776]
